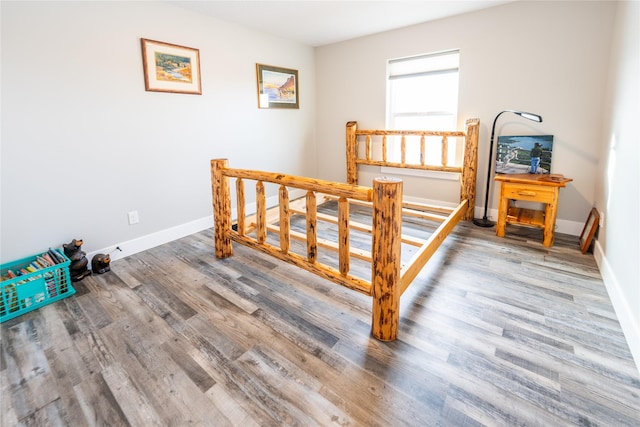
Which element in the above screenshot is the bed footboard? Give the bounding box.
[211,159,405,340]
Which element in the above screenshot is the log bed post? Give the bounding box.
[346,121,358,185]
[211,159,233,258]
[371,176,403,341]
[461,118,480,221]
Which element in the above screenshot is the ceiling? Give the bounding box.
[169,1,516,47]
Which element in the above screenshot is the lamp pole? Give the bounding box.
[473,110,543,227]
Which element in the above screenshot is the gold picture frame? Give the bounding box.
[256,64,299,109]
[579,208,600,254]
[141,38,202,95]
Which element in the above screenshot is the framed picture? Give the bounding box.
[256,64,299,109]
[580,208,600,254]
[141,38,202,95]
[496,135,554,174]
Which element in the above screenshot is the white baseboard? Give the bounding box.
[472,206,583,236]
[87,216,214,263]
[593,239,640,372]
[88,189,307,264]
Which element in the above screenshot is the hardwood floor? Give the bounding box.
[2,204,639,426]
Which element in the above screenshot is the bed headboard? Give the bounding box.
[345,118,480,220]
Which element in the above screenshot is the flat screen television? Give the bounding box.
[495,135,554,174]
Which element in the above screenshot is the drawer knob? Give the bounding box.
[517,190,537,196]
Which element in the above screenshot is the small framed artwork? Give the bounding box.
[579,208,600,254]
[141,38,202,94]
[496,135,554,174]
[256,64,299,109]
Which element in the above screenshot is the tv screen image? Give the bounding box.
[495,135,554,174]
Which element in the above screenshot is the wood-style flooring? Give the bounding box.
[2,203,639,426]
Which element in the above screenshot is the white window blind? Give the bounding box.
[387,50,460,165]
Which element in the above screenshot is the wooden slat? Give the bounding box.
[338,197,350,275]
[402,207,449,222]
[382,135,387,162]
[306,191,317,263]
[236,178,245,235]
[256,181,266,244]
[365,135,372,161]
[441,135,448,167]
[401,200,454,215]
[279,185,290,253]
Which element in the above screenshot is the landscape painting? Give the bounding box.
[496,135,554,174]
[154,52,192,83]
[256,64,299,109]
[141,38,202,95]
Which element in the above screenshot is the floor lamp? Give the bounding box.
[473,110,543,227]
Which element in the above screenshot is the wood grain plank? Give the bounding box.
[1,317,61,420]
[73,371,130,426]
[161,336,216,393]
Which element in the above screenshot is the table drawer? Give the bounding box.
[502,183,556,203]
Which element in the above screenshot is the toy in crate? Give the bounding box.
[1,248,76,322]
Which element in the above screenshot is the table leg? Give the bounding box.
[542,190,559,247]
[496,188,509,238]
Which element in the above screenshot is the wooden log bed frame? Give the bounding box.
[210,118,480,341]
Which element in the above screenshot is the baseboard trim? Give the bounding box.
[89,189,307,264]
[471,207,584,236]
[593,239,640,372]
[87,216,214,263]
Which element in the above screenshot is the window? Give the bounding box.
[386,50,460,165]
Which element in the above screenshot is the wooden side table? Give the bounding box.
[494,174,572,247]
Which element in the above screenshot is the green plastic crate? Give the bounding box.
[0,249,76,322]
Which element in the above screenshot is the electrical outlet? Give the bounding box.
[128,210,139,225]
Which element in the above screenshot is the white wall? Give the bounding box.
[1,1,316,262]
[316,1,616,232]
[595,0,640,369]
